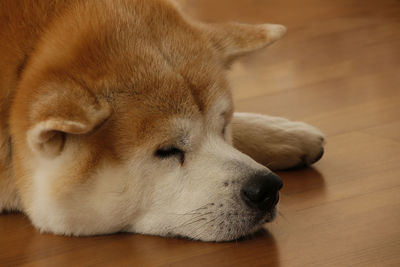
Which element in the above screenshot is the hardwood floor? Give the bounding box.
[1,0,400,266]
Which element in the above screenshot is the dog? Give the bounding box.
[0,0,325,241]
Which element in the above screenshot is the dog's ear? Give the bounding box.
[207,23,287,63]
[27,89,111,158]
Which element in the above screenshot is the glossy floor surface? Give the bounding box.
[1,0,400,266]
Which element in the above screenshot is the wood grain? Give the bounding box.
[1,0,400,266]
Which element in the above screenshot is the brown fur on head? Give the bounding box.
[1,0,289,241]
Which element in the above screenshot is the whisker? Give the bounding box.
[265,160,276,168]
[138,203,213,219]
[167,211,213,232]
[177,217,207,229]
[191,217,218,240]
[278,210,289,223]
[184,204,212,214]
[160,212,203,216]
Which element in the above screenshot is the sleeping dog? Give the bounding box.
[0,0,325,241]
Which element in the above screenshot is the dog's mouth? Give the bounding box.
[167,202,278,242]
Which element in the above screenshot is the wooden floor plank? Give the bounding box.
[362,121,400,143]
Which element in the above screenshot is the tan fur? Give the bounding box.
[0,0,324,240]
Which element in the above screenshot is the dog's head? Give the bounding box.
[10,0,286,241]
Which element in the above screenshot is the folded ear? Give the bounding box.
[207,23,287,63]
[27,90,111,158]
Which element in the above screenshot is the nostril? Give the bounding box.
[241,187,266,204]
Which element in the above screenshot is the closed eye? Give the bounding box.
[222,125,227,136]
[220,110,230,138]
[155,146,185,164]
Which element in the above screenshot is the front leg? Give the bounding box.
[232,112,325,171]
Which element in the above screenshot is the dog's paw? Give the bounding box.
[269,120,326,170]
[232,113,326,171]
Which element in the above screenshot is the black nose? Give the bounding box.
[240,172,283,210]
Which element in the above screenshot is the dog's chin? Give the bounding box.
[215,207,277,242]
[171,207,277,242]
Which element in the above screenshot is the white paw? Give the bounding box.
[232,113,326,171]
[269,120,326,170]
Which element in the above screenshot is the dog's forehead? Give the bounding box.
[106,2,233,120]
[107,32,233,145]
[113,67,232,139]
[127,3,232,115]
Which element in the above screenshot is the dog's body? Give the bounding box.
[0,0,324,241]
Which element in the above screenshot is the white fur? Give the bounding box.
[128,135,268,241]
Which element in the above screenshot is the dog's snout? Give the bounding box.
[240,172,283,210]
